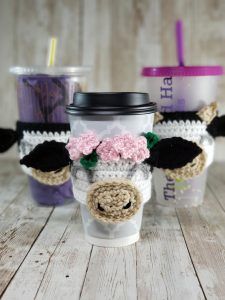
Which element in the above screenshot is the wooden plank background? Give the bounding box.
[1,0,225,160]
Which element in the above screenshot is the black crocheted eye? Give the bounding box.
[97,203,105,212]
[123,201,131,209]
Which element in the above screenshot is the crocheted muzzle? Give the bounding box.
[87,180,142,223]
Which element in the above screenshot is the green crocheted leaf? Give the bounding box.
[80,151,98,170]
[144,132,159,149]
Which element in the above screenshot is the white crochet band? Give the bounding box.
[19,130,70,176]
[154,120,215,168]
[71,159,152,205]
[154,120,207,143]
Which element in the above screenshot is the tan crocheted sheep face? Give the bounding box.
[164,152,206,180]
[87,180,142,223]
[31,166,70,186]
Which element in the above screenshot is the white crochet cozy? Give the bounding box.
[71,159,152,205]
[19,130,70,175]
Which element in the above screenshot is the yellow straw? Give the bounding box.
[47,37,57,66]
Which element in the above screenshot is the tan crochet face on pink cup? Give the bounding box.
[87,180,142,223]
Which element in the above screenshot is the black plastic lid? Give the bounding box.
[66,92,156,115]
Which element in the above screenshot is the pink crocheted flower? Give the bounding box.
[113,134,137,160]
[96,138,120,162]
[66,137,81,160]
[76,131,100,155]
[131,136,150,163]
[66,132,100,160]
[96,133,150,163]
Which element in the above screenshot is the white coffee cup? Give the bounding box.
[80,203,144,247]
[66,92,156,247]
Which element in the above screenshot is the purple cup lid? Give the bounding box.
[10,66,91,76]
[141,66,223,77]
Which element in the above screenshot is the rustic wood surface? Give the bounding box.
[0,0,225,160]
[0,160,225,299]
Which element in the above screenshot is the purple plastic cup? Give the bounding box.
[141,66,223,111]
[10,66,90,205]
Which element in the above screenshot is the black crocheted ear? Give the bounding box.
[147,137,202,170]
[0,128,17,153]
[207,115,225,138]
[20,141,70,172]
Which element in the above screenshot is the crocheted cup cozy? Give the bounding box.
[17,122,70,185]
[152,102,223,207]
[153,102,221,173]
[71,159,152,206]
[154,119,214,170]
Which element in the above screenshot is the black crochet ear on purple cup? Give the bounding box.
[0,128,17,153]
[20,141,70,172]
[146,137,202,170]
[207,115,225,138]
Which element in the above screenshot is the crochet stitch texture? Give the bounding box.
[71,159,152,205]
[164,152,206,180]
[152,103,222,180]
[19,130,70,178]
[66,132,150,164]
[87,180,142,223]
[32,166,70,186]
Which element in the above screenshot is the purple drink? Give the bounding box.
[16,74,81,123]
[28,177,73,206]
[11,66,90,205]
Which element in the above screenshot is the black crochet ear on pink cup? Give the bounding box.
[146,137,205,180]
[207,115,225,138]
[147,137,202,169]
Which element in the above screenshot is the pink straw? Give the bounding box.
[176,20,185,66]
